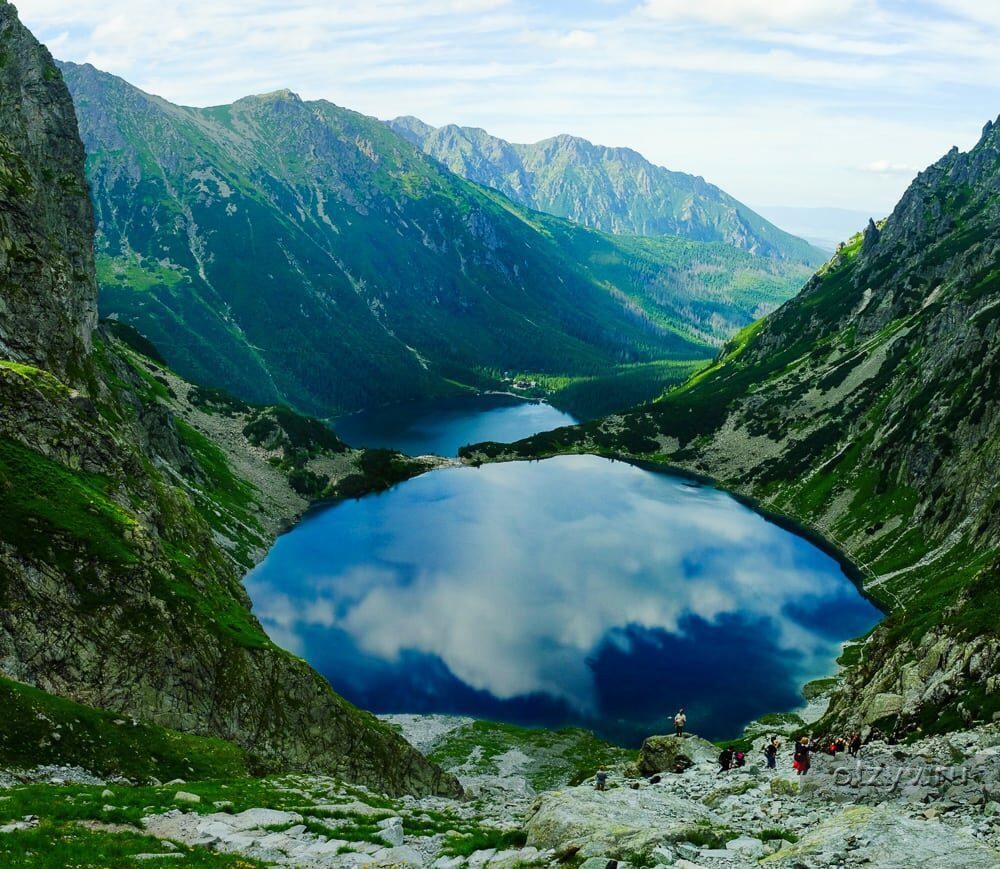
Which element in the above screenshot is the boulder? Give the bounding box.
[371,845,426,866]
[225,808,302,831]
[526,784,718,858]
[726,836,765,858]
[637,734,718,776]
[579,859,632,869]
[377,816,405,847]
[863,693,904,725]
[490,847,542,869]
[761,804,1000,867]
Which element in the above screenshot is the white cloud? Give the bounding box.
[640,0,860,29]
[558,29,598,48]
[857,160,920,176]
[13,0,999,211]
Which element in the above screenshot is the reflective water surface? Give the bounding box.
[247,455,880,744]
[330,394,576,457]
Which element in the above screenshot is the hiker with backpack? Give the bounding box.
[718,746,734,774]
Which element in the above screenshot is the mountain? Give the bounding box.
[0,0,457,796]
[463,121,1000,737]
[388,117,826,265]
[752,205,879,252]
[59,62,816,418]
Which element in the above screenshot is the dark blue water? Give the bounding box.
[330,394,576,457]
[246,455,881,745]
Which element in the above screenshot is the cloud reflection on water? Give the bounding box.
[245,455,880,742]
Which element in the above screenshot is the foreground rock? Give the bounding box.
[763,804,1000,868]
[4,722,1000,867]
[526,785,718,857]
[523,726,1000,868]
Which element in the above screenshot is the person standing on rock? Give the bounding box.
[673,708,687,737]
[595,767,608,792]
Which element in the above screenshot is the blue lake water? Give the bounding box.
[330,394,576,457]
[246,454,881,745]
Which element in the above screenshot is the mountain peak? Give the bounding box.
[257,87,302,102]
[386,116,823,264]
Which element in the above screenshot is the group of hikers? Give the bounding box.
[594,709,869,790]
[719,731,864,775]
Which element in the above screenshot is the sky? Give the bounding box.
[15,0,1000,214]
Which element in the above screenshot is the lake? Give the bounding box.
[246,454,881,745]
[330,393,577,457]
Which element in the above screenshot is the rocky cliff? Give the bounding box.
[0,0,458,797]
[0,1,96,378]
[389,117,825,265]
[463,120,1000,738]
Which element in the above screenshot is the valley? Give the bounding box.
[0,0,997,866]
[61,62,816,419]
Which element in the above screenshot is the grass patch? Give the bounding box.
[0,820,265,868]
[0,437,139,577]
[441,828,528,857]
[674,820,739,850]
[0,677,251,781]
[756,828,799,844]
[427,720,631,791]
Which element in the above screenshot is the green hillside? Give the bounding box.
[62,62,814,417]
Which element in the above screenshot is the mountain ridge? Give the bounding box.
[60,60,815,418]
[388,115,826,265]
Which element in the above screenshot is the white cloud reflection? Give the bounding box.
[246,455,876,717]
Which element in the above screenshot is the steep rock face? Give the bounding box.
[60,62,813,417]
[0,3,458,797]
[466,120,1000,736]
[389,117,825,265]
[0,1,96,378]
[0,344,459,796]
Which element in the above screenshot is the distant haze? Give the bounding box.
[15,1,1000,213]
[753,206,880,253]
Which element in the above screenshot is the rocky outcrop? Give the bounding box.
[525,786,719,857]
[637,734,719,775]
[763,804,1000,868]
[0,3,458,797]
[0,0,96,379]
[521,723,1000,868]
